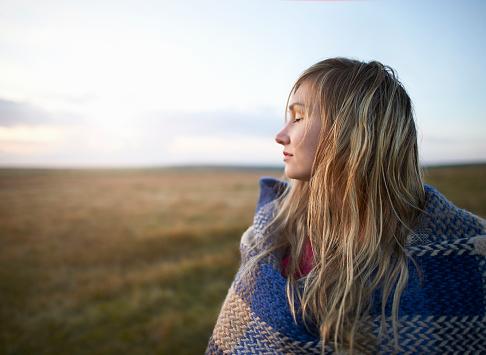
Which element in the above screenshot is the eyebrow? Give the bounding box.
[288,102,304,111]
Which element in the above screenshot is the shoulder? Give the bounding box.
[404,183,486,296]
[409,183,486,247]
[374,184,486,319]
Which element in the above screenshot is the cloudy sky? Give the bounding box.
[0,0,485,168]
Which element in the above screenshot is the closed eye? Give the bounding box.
[287,109,304,123]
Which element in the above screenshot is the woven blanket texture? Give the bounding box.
[205,176,486,354]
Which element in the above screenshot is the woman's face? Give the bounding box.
[275,80,322,181]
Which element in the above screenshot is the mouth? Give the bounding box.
[283,152,293,161]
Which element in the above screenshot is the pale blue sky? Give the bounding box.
[0,0,484,167]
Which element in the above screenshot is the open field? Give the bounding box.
[0,164,485,355]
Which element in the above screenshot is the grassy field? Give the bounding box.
[0,164,484,355]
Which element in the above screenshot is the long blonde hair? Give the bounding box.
[241,57,427,354]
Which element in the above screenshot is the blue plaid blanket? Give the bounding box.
[206,177,486,354]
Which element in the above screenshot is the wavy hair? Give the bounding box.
[240,57,427,354]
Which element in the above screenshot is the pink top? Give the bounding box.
[281,237,314,278]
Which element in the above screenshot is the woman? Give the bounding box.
[205,57,486,354]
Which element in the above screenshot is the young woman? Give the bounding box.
[206,57,486,354]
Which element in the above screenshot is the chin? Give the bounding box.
[284,167,310,181]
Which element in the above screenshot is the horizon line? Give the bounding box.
[0,161,485,171]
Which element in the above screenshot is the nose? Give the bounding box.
[275,127,290,145]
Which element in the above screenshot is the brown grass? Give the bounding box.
[0,165,484,354]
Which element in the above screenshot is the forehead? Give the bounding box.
[288,81,313,111]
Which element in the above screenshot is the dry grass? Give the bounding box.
[0,165,484,354]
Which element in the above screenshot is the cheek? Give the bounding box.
[292,129,305,146]
[292,124,311,151]
[308,126,321,152]
[302,134,320,165]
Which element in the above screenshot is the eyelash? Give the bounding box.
[287,110,304,123]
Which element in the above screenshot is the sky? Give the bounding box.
[0,0,485,168]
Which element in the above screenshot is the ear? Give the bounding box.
[255,176,288,214]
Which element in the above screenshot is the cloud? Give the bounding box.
[0,105,286,167]
[0,97,83,126]
[0,98,52,126]
[140,107,284,138]
[420,135,486,164]
[165,134,281,165]
[0,124,67,155]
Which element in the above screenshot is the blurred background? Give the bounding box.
[0,0,485,354]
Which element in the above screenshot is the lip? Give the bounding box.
[283,152,293,161]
